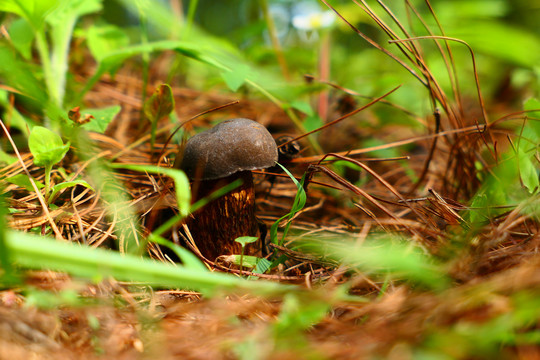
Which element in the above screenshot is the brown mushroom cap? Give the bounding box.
[180,118,278,180]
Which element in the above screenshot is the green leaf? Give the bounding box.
[270,164,307,246]
[524,98,540,139]
[0,0,58,29]
[517,148,539,194]
[49,179,94,202]
[0,43,48,103]
[86,24,130,62]
[8,18,35,59]
[78,40,228,101]
[143,84,175,122]
[274,293,330,335]
[221,64,250,91]
[449,20,540,67]
[300,235,450,291]
[28,126,70,167]
[253,257,272,274]
[81,105,122,133]
[4,230,289,296]
[46,0,102,26]
[235,236,258,247]
[290,100,315,116]
[5,174,44,191]
[0,150,17,166]
[226,255,262,268]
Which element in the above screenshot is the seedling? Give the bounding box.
[28,126,70,201]
[28,126,92,205]
[234,236,258,270]
[143,84,175,151]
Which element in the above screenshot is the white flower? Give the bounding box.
[291,2,335,31]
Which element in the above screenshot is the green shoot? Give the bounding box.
[28,126,70,202]
[234,236,258,271]
[143,84,175,151]
[270,163,307,246]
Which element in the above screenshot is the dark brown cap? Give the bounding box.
[180,118,278,180]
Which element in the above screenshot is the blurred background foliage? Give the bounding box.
[97,0,540,128]
[1,0,538,133]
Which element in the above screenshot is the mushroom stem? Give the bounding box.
[186,171,263,261]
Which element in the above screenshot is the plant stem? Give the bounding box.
[35,31,59,110]
[44,164,52,203]
[260,0,290,81]
[50,17,77,108]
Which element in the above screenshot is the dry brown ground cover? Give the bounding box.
[1,2,540,359]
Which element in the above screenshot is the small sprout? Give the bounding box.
[143,84,175,150]
[235,236,258,270]
[235,236,259,248]
[29,126,70,201]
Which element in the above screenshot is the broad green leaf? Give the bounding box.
[0,44,48,103]
[46,0,102,26]
[221,64,250,91]
[81,105,122,133]
[517,148,539,194]
[235,236,258,247]
[49,179,94,202]
[290,100,315,116]
[8,18,35,59]
[0,0,58,29]
[450,21,540,67]
[5,174,44,191]
[86,24,130,62]
[0,150,17,166]
[303,114,323,132]
[28,126,70,167]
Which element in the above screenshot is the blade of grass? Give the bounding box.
[270,163,307,246]
[5,230,290,296]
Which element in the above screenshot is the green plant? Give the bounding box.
[234,236,259,270]
[28,126,69,199]
[143,84,175,151]
[27,126,93,204]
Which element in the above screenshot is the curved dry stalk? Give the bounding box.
[304,163,430,246]
[389,36,490,127]
[278,85,401,149]
[289,124,485,164]
[407,0,464,122]
[319,0,427,86]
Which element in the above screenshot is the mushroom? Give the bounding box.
[179,118,278,261]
